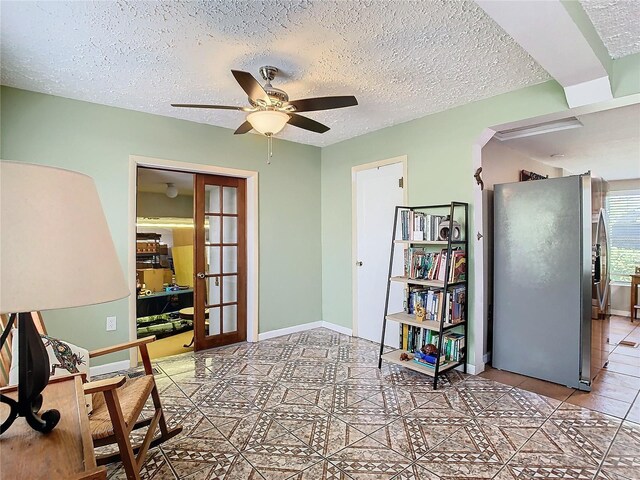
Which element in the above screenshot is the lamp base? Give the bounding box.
[0,312,60,434]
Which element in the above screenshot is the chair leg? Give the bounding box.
[136,408,161,469]
[103,389,140,480]
[95,427,182,466]
[140,344,170,438]
[149,383,170,438]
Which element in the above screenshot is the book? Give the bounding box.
[400,210,445,242]
[436,250,448,281]
[402,324,409,350]
[449,251,466,282]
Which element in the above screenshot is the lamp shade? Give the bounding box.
[0,161,130,313]
[247,110,289,135]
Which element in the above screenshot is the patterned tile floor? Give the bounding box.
[103,328,640,480]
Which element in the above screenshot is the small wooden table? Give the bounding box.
[180,307,209,348]
[0,375,105,480]
[631,274,640,322]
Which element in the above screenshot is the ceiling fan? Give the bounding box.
[172,66,358,136]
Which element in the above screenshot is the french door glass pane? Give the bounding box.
[208,307,220,336]
[223,246,237,273]
[223,275,237,303]
[205,216,221,244]
[205,185,221,214]
[207,247,221,274]
[223,187,237,214]
[223,216,237,243]
[223,304,237,333]
[207,277,220,306]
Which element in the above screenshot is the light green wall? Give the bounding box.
[320,63,639,367]
[2,54,639,368]
[1,86,322,365]
[137,191,194,219]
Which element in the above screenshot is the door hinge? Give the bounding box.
[398,177,404,188]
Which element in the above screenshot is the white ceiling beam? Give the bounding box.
[476,0,613,108]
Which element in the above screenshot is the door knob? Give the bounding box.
[196,272,205,279]
[356,261,363,267]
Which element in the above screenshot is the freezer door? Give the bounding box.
[493,176,587,389]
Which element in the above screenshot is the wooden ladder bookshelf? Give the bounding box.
[377,202,469,389]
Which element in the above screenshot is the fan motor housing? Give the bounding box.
[266,87,289,103]
[248,87,289,107]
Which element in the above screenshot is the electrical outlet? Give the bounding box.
[106,316,117,331]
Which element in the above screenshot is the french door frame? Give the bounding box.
[128,155,259,367]
[194,173,247,350]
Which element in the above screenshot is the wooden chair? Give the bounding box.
[0,313,182,480]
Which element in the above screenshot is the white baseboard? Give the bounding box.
[321,321,353,336]
[463,362,485,375]
[90,360,130,377]
[483,352,491,364]
[610,309,631,317]
[258,321,322,341]
[257,320,354,341]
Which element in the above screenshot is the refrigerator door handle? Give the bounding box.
[593,243,601,284]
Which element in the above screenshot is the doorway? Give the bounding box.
[477,103,640,418]
[129,155,259,367]
[134,164,251,361]
[352,157,407,347]
[136,167,196,360]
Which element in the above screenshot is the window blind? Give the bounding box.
[606,192,640,283]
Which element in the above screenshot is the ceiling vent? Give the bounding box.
[495,117,583,141]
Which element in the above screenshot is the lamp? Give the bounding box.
[165,182,178,198]
[0,161,129,434]
[247,110,289,135]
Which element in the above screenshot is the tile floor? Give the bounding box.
[103,326,640,480]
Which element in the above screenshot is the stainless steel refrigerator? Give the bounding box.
[492,174,610,390]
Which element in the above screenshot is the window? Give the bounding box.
[606,191,640,283]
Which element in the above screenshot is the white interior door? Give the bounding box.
[355,162,404,347]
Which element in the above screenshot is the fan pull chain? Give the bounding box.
[266,134,273,165]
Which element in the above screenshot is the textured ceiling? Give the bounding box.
[1,0,551,147]
[498,104,640,181]
[580,0,640,59]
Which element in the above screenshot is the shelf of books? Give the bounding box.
[378,202,469,389]
[389,276,465,289]
[385,312,463,332]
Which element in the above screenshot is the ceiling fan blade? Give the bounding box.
[288,95,357,112]
[231,70,271,105]
[234,121,253,135]
[171,104,246,110]
[287,113,330,133]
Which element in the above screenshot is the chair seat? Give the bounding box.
[89,375,154,440]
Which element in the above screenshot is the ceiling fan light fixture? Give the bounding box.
[165,183,178,198]
[247,110,289,135]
